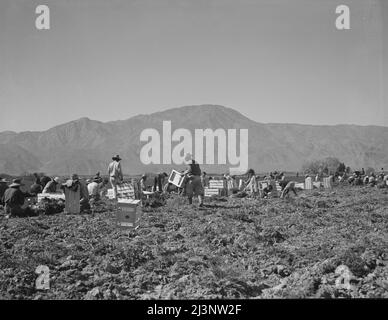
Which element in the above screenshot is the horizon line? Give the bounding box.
[1,104,387,134]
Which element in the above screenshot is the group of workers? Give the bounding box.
[0,171,109,217]
[2,154,387,217]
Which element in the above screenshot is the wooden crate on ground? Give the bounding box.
[209,180,225,189]
[116,199,142,229]
[168,170,185,188]
[107,182,135,200]
[204,187,220,197]
[305,177,313,190]
[323,177,333,189]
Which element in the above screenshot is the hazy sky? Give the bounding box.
[0,0,387,132]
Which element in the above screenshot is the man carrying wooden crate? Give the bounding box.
[183,154,204,207]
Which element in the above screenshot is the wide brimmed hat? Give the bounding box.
[71,173,79,181]
[54,177,60,183]
[112,154,122,161]
[9,179,24,187]
[0,178,9,183]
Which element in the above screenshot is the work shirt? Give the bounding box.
[30,183,43,195]
[42,181,57,193]
[2,187,25,207]
[40,176,51,187]
[154,174,166,192]
[108,161,123,180]
[87,181,99,196]
[188,163,201,176]
[79,180,89,202]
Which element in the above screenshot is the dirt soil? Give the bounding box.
[1,185,388,299]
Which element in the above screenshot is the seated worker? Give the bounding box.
[87,176,101,200]
[280,181,298,199]
[29,177,43,195]
[2,179,35,217]
[42,177,60,193]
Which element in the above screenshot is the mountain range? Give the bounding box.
[1,105,388,176]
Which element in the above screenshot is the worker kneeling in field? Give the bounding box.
[280,180,298,199]
[2,179,35,217]
[183,154,204,207]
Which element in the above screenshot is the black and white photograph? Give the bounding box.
[0,0,387,309]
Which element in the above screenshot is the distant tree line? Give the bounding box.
[301,157,349,175]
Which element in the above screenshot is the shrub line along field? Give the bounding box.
[0,185,388,299]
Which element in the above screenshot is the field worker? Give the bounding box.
[108,154,123,199]
[280,181,298,199]
[29,182,43,195]
[40,176,52,189]
[42,177,60,193]
[2,179,30,217]
[201,172,210,187]
[94,172,103,184]
[87,176,101,200]
[183,153,204,207]
[153,172,168,192]
[139,174,147,191]
[262,184,273,198]
[369,175,376,186]
[0,178,9,204]
[243,169,258,195]
[363,176,369,185]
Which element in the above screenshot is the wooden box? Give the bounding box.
[323,177,333,189]
[209,180,225,189]
[204,187,220,197]
[305,177,313,190]
[107,183,135,200]
[168,170,185,188]
[116,199,142,229]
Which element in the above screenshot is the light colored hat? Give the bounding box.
[9,179,24,187]
[54,177,60,183]
[0,178,9,183]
